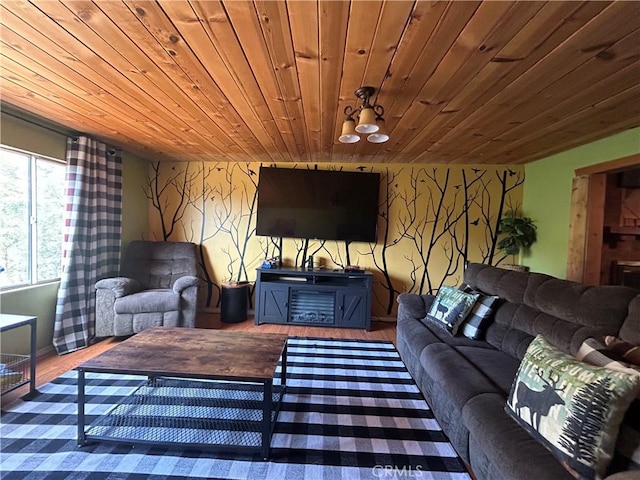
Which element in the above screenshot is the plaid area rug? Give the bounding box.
[1,337,471,480]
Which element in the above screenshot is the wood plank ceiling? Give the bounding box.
[1,1,639,165]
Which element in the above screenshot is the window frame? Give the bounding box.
[0,144,66,291]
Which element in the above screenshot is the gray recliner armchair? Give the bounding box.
[95,241,199,337]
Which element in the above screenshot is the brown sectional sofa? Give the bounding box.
[396,262,640,480]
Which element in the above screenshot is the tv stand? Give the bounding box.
[254,267,372,331]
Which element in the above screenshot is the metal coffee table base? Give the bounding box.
[78,375,285,459]
[76,329,288,460]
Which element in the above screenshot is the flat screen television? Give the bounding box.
[256,167,380,242]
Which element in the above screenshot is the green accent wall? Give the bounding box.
[0,111,67,160]
[523,127,640,279]
[120,152,150,270]
[0,112,149,355]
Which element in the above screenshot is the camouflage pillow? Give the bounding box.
[506,335,640,479]
[424,285,478,335]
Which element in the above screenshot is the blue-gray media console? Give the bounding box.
[254,267,372,331]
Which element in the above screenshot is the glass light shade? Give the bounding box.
[355,107,379,133]
[338,119,360,143]
[367,118,389,143]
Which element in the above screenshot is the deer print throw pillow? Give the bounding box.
[424,285,478,335]
[506,335,640,480]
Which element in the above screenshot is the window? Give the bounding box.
[0,146,65,289]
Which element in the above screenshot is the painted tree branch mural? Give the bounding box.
[143,162,196,241]
[364,167,404,315]
[259,236,283,264]
[384,165,524,307]
[187,162,229,307]
[143,161,525,318]
[471,168,525,265]
[321,241,349,269]
[399,167,462,295]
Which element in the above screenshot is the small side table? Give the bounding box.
[221,282,250,323]
[0,314,38,399]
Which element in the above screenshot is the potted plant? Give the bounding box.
[497,210,537,271]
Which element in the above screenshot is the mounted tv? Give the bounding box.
[256,167,380,242]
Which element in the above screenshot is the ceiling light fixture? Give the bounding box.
[338,86,389,144]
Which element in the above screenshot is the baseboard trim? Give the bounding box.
[373,316,397,323]
[37,345,56,358]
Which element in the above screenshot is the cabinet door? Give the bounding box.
[258,284,289,324]
[337,289,368,328]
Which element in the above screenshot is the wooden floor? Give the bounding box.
[1,313,397,406]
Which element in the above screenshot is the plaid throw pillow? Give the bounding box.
[577,337,640,473]
[604,336,640,365]
[458,283,500,340]
[576,338,640,376]
[576,336,640,473]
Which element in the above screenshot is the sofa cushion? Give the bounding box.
[454,346,521,395]
[420,343,503,412]
[416,340,507,465]
[115,289,180,314]
[486,300,601,360]
[425,286,478,335]
[464,392,574,480]
[506,336,640,479]
[422,318,499,349]
[397,315,443,356]
[459,283,500,340]
[620,296,640,345]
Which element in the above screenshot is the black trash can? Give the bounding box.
[221,282,249,323]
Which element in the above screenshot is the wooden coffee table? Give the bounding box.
[76,328,288,459]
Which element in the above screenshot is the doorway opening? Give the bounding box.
[567,154,640,286]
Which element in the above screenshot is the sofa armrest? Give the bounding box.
[397,292,436,319]
[173,275,199,294]
[95,277,141,298]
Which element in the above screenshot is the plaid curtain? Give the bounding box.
[53,136,123,355]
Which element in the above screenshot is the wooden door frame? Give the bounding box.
[566,153,640,284]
